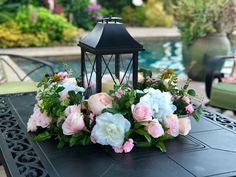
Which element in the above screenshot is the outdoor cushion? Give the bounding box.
[210,82,236,111]
[0,60,6,84]
[0,82,37,95]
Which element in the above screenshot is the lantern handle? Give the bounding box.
[99,16,122,23]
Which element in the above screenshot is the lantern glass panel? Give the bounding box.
[82,52,136,95]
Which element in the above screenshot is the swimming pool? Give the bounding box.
[17,38,235,81]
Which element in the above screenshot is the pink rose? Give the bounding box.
[185,104,194,115]
[146,121,164,138]
[165,114,179,137]
[132,102,152,122]
[179,117,191,135]
[62,105,85,135]
[123,139,134,153]
[88,92,113,115]
[112,138,134,153]
[182,96,190,104]
[58,71,68,80]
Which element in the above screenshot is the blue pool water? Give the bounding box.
[55,39,184,75]
[17,38,236,81]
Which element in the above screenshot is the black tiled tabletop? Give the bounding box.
[0,92,236,177]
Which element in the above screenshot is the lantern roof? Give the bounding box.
[78,17,144,54]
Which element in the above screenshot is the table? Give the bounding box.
[0,92,236,177]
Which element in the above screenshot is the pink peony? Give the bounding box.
[165,114,179,137]
[185,104,194,115]
[58,71,68,80]
[27,106,51,132]
[27,117,37,132]
[132,102,153,122]
[182,96,190,104]
[179,117,191,135]
[87,92,113,115]
[62,105,85,135]
[146,121,164,138]
[123,139,134,153]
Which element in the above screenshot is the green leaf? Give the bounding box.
[135,129,152,143]
[125,129,133,140]
[187,89,196,96]
[158,134,173,141]
[69,136,79,147]
[57,141,65,149]
[103,108,119,114]
[32,131,51,141]
[155,141,167,152]
[192,105,203,122]
[79,135,91,145]
[135,141,152,147]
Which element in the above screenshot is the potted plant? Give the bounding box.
[175,0,236,81]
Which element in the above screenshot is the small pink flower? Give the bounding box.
[123,139,134,153]
[132,102,152,122]
[146,121,164,138]
[114,89,124,98]
[179,117,191,135]
[185,104,194,115]
[58,71,68,80]
[112,139,134,153]
[182,96,190,104]
[62,105,85,135]
[112,146,124,153]
[165,114,179,137]
[90,136,96,144]
[89,113,95,124]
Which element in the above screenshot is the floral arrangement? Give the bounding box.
[27,69,203,153]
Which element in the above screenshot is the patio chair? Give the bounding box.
[205,55,236,113]
[0,54,55,94]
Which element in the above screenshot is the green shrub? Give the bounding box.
[16,5,78,42]
[174,0,233,44]
[143,0,173,27]
[121,0,173,27]
[0,22,49,48]
[58,0,103,30]
[99,0,132,16]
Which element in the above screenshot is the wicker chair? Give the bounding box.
[205,55,236,114]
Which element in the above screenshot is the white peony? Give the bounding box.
[140,88,176,120]
[91,112,131,147]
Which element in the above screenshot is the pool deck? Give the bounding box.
[0,27,180,58]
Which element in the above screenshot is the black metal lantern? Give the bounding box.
[78,17,144,95]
